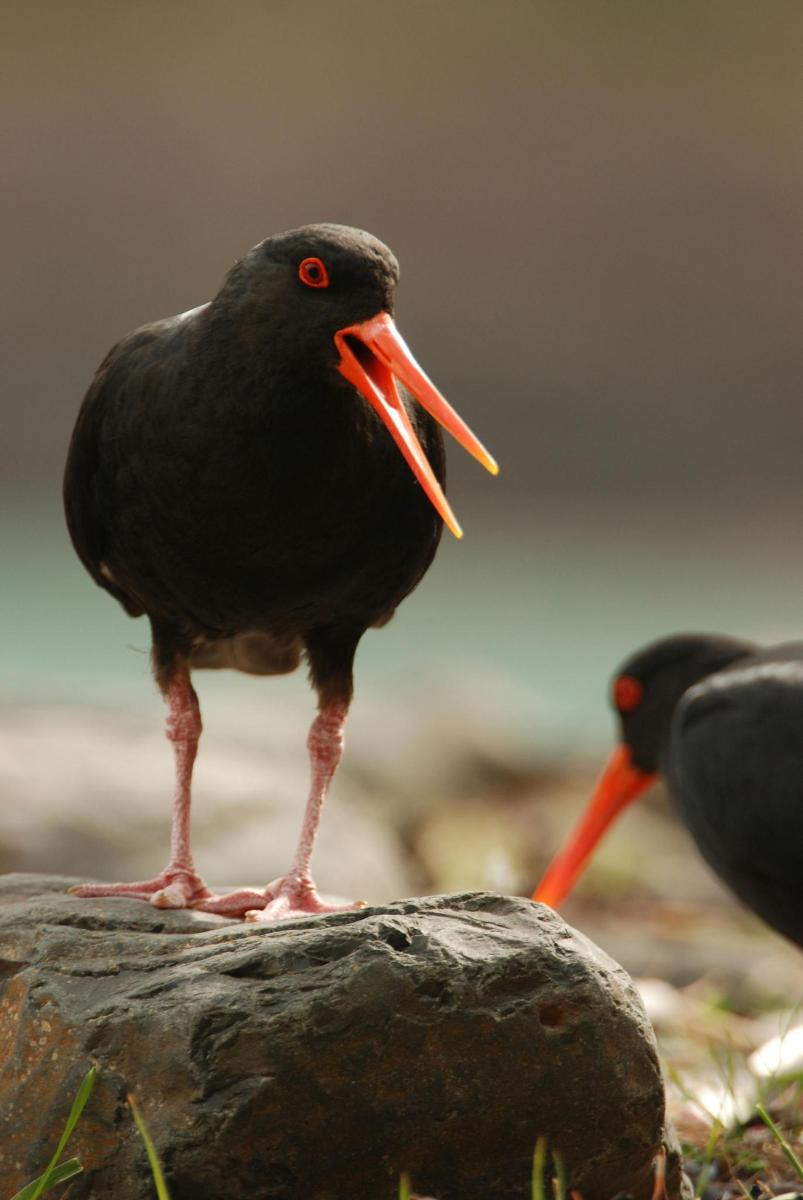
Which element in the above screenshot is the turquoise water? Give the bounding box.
[4,485,803,754]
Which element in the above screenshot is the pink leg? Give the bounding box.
[197,700,364,922]
[71,668,225,908]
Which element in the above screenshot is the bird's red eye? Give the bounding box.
[613,674,643,713]
[299,257,329,288]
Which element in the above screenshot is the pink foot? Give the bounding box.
[69,868,214,910]
[244,876,366,923]
[191,888,270,918]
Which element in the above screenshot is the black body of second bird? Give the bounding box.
[535,634,803,948]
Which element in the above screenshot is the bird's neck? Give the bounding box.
[656,637,758,771]
[200,288,332,390]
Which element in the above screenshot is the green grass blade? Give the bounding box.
[25,1066,96,1200]
[9,1157,83,1200]
[532,1136,548,1200]
[552,1149,567,1200]
[398,1172,411,1200]
[755,1101,803,1180]
[128,1094,172,1200]
[666,1063,719,1126]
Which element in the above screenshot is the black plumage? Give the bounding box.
[64,223,495,921]
[534,634,803,948]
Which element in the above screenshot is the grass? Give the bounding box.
[10,1067,96,1200]
[668,1038,803,1199]
[128,1094,172,1200]
[401,1137,578,1200]
[532,1136,548,1200]
[10,1068,171,1200]
[755,1104,803,1181]
[13,1049,802,1200]
[9,1161,84,1200]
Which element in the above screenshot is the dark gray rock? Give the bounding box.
[0,874,688,1200]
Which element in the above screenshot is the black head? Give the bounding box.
[611,633,756,772]
[532,631,757,909]
[211,223,400,372]
[203,222,496,538]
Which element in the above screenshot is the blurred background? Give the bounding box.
[2,0,802,1026]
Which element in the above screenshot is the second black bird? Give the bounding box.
[534,633,803,948]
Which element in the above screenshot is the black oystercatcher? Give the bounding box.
[533,634,803,947]
[64,223,497,922]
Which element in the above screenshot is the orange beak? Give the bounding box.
[532,745,658,908]
[334,311,498,538]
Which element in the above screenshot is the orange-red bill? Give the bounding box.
[334,311,498,538]
[532,745,658,909]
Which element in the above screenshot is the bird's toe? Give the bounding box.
[69,882,156,901]
[192,888,269,918]
[243,877,365,923]
[70,868,214,909]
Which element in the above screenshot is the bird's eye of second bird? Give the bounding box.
[613,674,643,713]
[298,257,329,289]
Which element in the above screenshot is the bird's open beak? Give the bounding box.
[334,311,498,538]
[532,745,658,908]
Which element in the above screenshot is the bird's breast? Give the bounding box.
[103,371,444,632]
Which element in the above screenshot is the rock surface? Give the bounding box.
[0,875,687,1200]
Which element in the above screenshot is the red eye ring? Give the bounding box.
[613,674,643,713]
[299,257,329,288]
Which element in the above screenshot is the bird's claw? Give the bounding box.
[243,876,366,923]
[71,873,367,923]
[69,869,214,909]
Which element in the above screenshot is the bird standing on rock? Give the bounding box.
[533,634,803,948]
[64,223,497,922]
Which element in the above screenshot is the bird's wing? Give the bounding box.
[669,660,803,945]
[63,324,169,617]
